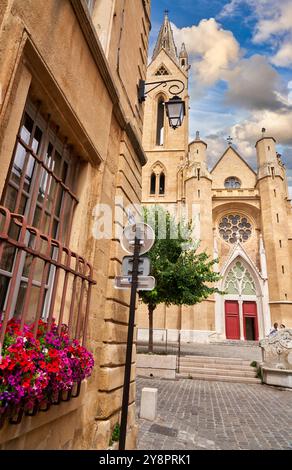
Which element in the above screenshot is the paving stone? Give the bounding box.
[137,377,292,450]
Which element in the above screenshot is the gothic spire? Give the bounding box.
[152,11,178,62]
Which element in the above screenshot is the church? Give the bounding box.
[137,12,292,342]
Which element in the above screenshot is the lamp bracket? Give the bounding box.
[138,79,185,103]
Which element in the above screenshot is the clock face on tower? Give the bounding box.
[218,214,252,244]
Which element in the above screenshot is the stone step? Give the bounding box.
[210,341,259,348]
[179,362,256,372]
[177,372,262,384]
[179,366,257,378]
[180,355,253,366]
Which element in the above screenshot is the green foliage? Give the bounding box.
[250,361,257,368]
[139,206,222,311]
[256,366,263,381]
[109,423,120,447]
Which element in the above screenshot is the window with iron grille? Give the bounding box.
[0,99,87,330]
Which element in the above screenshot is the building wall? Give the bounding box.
[0,0,150,450]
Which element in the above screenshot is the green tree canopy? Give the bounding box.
[139,206,221,352]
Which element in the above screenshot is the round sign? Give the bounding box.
[121,223,155,255]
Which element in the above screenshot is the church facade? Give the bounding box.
[137,13,292,342]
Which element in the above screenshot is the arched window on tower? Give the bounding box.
[159,173,165,194]
[156,97,165,146]
[150,173,156,194]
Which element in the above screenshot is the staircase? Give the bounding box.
[177,355,261,384]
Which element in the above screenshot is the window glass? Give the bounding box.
[225,261,256,295]
[150,173,156,194]
[219,214,252,244]
[224,177,241,189]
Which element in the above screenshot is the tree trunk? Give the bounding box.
[148,305,155,353]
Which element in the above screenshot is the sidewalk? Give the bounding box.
[136,377,292,450]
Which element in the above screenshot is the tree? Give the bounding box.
[139,206,221,353]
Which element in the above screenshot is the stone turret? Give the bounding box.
[187,131,211,179]
[179,42,189,70]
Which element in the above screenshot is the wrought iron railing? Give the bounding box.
[0,205,96,427]
[0,205,95,346]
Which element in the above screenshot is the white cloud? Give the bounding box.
[219,0,292,67]
[231,109,292,149]
[224,55,288,110]
[172,19,240,85]
[271,42,292,67]
[252,1,292,44]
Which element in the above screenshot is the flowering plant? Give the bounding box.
[0,319,94,423]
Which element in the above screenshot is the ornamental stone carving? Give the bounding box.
[260,329,292,370]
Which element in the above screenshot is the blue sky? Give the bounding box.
[149,0,292,188]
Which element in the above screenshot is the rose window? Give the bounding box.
[218,214,252,244]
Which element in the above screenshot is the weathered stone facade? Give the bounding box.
[138,13,292,342]
[0,0,150,450]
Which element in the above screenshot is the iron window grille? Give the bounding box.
[0,99,95,347]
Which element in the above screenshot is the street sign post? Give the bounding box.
[114,275,155,291]
[121,255,150,276]
[120,222,155,255]
[118,223,155,451]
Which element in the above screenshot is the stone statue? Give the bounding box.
[260,329,292,370]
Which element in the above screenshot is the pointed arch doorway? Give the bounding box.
[224,260,259,341]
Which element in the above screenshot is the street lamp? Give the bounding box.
[165,95,186,130]
[138,79,186,129]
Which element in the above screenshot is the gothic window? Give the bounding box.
[224,261,256,296]
[155,65,169,76]
[150,173,156,194]
[159,173,165,194]
[224,177,241,189]
[218,214,252,244]
[156,97,165,146]
[0,98,80,324]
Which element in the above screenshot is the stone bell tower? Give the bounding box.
[142,11,189,208]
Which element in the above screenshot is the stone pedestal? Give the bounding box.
[140,388,158,421]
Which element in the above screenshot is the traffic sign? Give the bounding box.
[120,223,154,255]
[114,275,155,291]
[122,255,150,276]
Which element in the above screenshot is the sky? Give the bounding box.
[149,0,292,192]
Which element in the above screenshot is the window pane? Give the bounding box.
[0,243,16,272]
[14,281,42,323]
[150,173,156,194]
[22,254,45,284]
[20,113,34,144]
[0,275,10,317]
[32,126,42,154]
[159,173,165,194]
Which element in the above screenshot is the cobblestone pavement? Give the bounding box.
[137,377,292,450]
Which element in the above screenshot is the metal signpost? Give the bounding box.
[116,223,155,451]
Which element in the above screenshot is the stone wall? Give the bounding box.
[0,0,150,450]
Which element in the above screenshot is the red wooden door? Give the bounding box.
[243,301,259,341]
[225,301,240,339]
